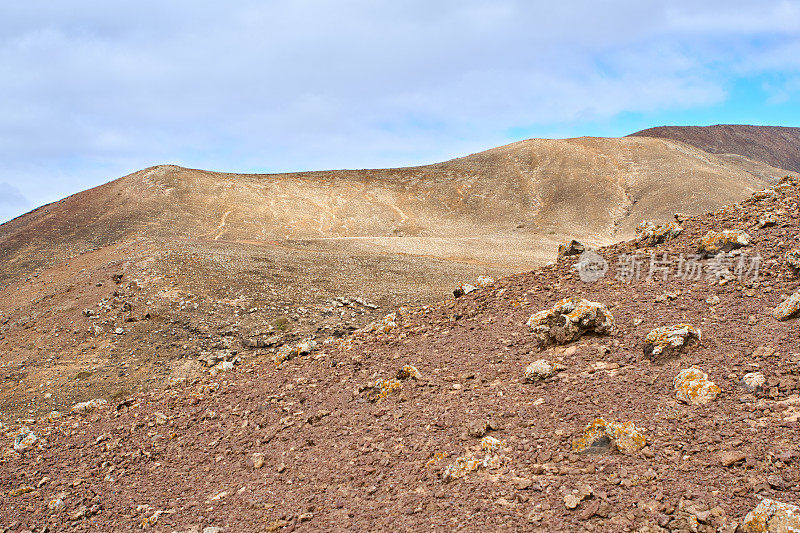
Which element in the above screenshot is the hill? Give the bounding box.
[0,135,788,428]
[630,124,800,173]
[1,172,798,531]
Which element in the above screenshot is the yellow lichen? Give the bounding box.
[375,378,402,400]
[698,229,749,255]
[573,418,646,455]
[674,367,721,405]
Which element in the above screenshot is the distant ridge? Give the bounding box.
[630,124,800,173]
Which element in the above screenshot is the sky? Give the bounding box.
[1,1,800,223]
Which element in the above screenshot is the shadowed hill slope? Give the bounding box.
[630,124,800,173]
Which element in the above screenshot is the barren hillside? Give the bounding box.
[630,124,800,173]
[0,135,789,430]
[1,171,798,531]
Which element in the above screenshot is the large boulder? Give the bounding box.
[643,324,701,362]
[526,298,614,344]
[698,229,749,255]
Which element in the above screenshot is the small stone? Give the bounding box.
[706,295,721,305]
[558,240,586,257]
[202,527,224,533]
[467,420,488,438]
[511,477,533,490]
[114,327,125,335]
[741,372,766,392]
[564,494,580,509]
[48,497,65,511]
[252,453,265,469]
[524,359,562,381]
[277,463,286,473]
[767,474,786,490]
[13,426,37,452]
[720,451,746,467]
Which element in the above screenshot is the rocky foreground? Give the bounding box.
[3,177,800,532]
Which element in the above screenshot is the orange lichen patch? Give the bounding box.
[527,297,614,344]
[644,324,700,362]
[697,229,750,255]
[425,452,447,467]
[442,437,508,481]
[773,292,800,321]
[396,364,421,380]
[480,436,505,453]
[573,418,646,455]
[740,498,800,532]
[361,312,398,334]
[635,221,683,245]
[375,378,402,400]
[8,485,35,497]
[674,367,721,405]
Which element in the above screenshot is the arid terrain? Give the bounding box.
[1,126,799,531]
[631,125,800,174]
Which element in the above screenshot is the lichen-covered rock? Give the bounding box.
[71,398,109,414]
[372,378,402,401]
[13,426,37,452]
[524,359,565,382]
[773,292,800,321]
[397,364,421,380]
[756,213,777,229]
[698,229,750,255]
[573,418,646,455]
[558,239,585,257]
[786,250,800,271]
[740,498,800,532]
[636,221,683,245]
[527,298,614,345]
[752,188,778,201]
[643,324,701,362]
[674,367,721,405]
[360,312,398,334]
[273,339,318,365]
[442,436,507,481]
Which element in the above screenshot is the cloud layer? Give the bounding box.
[1,1,799,222]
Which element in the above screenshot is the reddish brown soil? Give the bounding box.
[2,178,799,532]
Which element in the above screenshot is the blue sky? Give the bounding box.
[1,1,799,223]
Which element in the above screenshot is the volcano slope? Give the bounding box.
[2,176,799,531]
[631,124,800,174]
[0,135,787,426]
